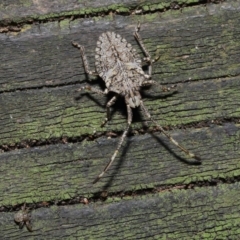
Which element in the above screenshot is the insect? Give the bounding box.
[14,203,32,232]
[72,24,201,184]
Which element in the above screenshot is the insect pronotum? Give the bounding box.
[72,24,201,184]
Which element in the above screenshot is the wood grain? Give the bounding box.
[0,0,204,23]
[1,182,240,239]
[0,123,239,206]
[0,0,239,238]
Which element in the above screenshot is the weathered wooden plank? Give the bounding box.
[0,2,240,92]
[0,76,239,146]
[0,0,203,23]
[1,182,240,239]
[0,1,239,207]
[0,1,239,239]
[0,124,239,206]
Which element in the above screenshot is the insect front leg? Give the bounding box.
[72,41,98,76]
[140,101,201,161]
[134,23,154,77]
[134,23,152,61]
[73,42,108,95]
[134,24,160,77]
[93,104,133,184]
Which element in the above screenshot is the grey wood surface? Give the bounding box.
[0,0,240,239]
[0,0,203,23]
[1,182,240,239]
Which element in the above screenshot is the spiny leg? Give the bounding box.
[93,104,133,184]
[134,23,152,61]
[72,41,98,76]
[134,23,160,78]
[76,85,108,95]
[140,101,201,161]
[101,95,118,127]
[142,80,172,92]
[73,42,108,95]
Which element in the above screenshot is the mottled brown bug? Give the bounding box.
[14,203,32,232]
[72,24,200,183]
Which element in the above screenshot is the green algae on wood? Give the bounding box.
[0,124,239,206]
[0,77,239,145]
[1,182,240,239]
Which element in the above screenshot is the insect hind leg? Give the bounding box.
[93,104,133,184]
[140,101,201,161]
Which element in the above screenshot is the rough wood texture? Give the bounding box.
[1,183,240,239]
[0,0,203,23]
[0,0,240,238]
[0,124,239,206]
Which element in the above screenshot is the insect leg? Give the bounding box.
[140,101,201,161]
[101,95,118,127]
[76,85,108,95]
[134,23,151,61]
[72,41,98,76]
[134,24,153,77]
[134,24,160,77]
[93,104,133,184]
[26,221,33,232]
[142,80,172,92]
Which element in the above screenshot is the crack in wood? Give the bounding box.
[1,175,240,213]
[0,117,239,153]
[0,0,227,32]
